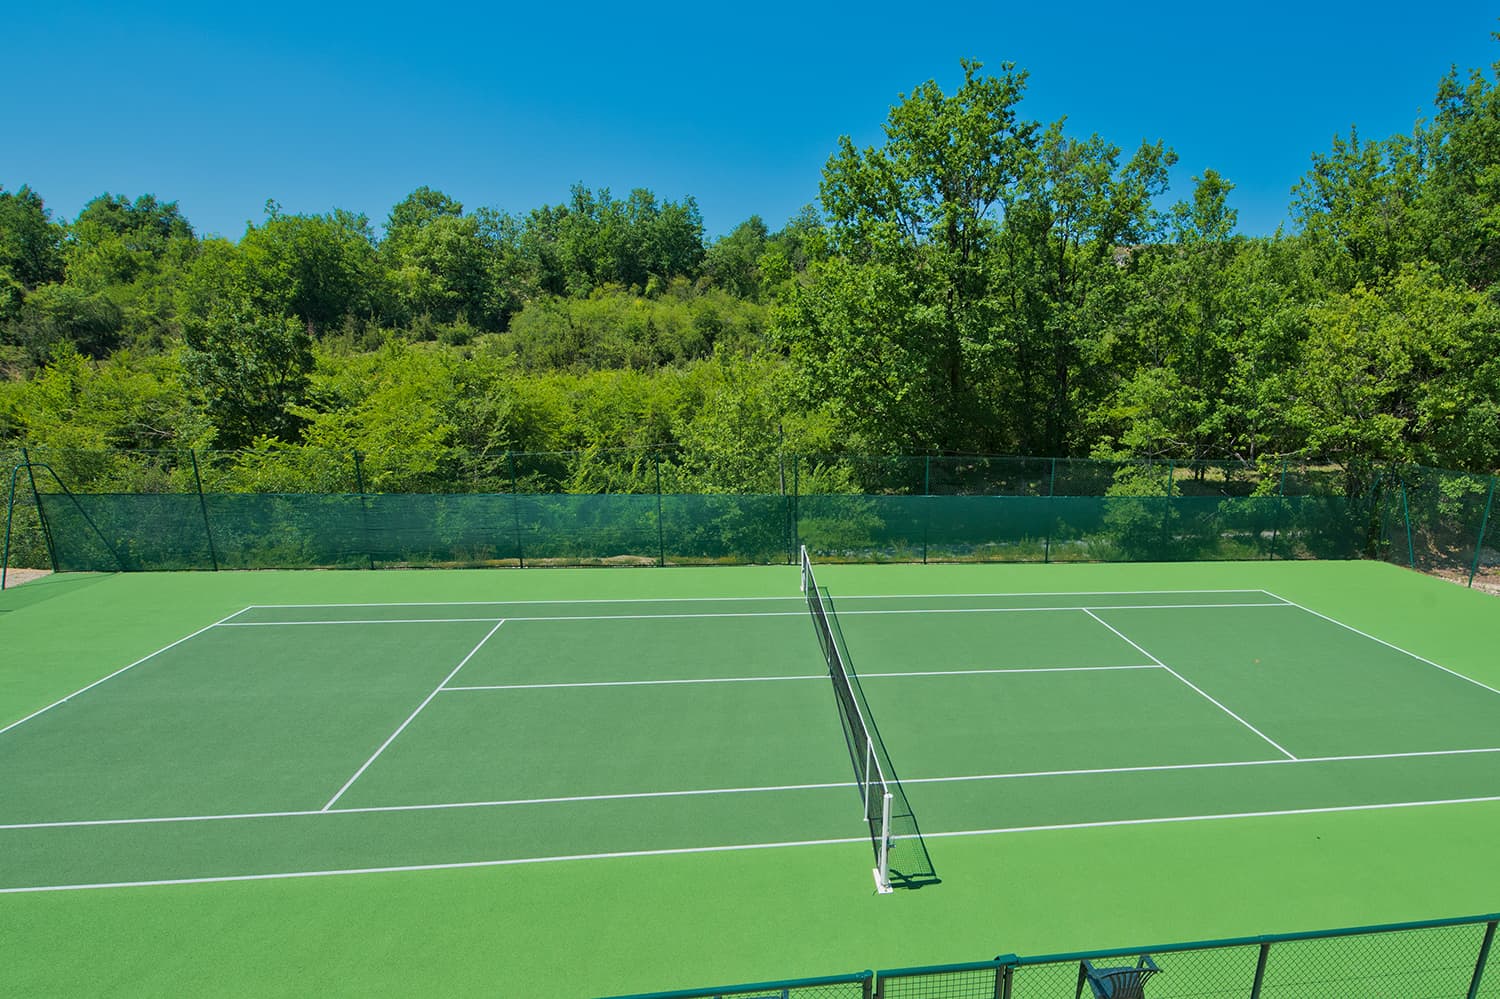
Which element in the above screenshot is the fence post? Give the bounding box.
[20,448,58,574]
[1045,457,1057,564]
[1268,459,1289,561]
[1162,460,1176,557]
[2,460,22,590]
[352,450,375,571]
[189,450,219,571]
[507,451,525,568]
[1249,941,1271,998]
[1400,476,1416,569]
[1467,920,1498,999]
[922,455,931,565]
[654,454,665,567]
[791,454,800,564]
[1468,476,1496,587]
[995,957,1015,999]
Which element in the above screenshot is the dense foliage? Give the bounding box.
[5,51,1500,490]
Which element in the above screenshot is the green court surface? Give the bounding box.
[4,560,1500,996]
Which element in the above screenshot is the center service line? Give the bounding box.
[1081,608,1299,761]
[321,619,507,811]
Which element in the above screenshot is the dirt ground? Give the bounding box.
[1,568,50,588]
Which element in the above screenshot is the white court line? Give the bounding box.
[11,793,1500,894]
[1263,589,1500,698]
[320,620,507,811]
[918,794,1500,842]
[440,664,1160,692]
[220,618,506,627]
[0,607,254,739]
[0,779,855,831]
[248,589,1274,609]
[1082,608,1299,761]
[12,745,1500,833]
[0,835,870,895]
[902,745,1500,785]
[220,602,1294,628]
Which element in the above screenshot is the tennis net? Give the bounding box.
[801,546,936,892]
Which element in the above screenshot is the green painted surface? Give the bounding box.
[2,560,1500,996]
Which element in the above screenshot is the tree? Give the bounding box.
[0,185,65,321]
[5,283,125,361]
[704,216,769,299]
[182,308,314,447]
[777,60,1037,451]
[381,188,506,329]
[236,203,379,332]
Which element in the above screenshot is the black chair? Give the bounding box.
[1075,953,1161,999]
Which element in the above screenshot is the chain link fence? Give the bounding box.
[4,447,1495,584]
[602,913,1500,999]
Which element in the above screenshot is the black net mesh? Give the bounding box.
[802,551,937,889]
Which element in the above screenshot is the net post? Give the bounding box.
[874,790,893,894]
[1468,476,1496,587]
[863,736,874,817]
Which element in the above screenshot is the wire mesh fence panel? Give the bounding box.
[38,493,212,571]
[926,456,1055,496]
[1257,920,1489,998]
[1473,925,1500,997]
[925,496,1051,563]
[1476,485,1500,590]
[1012,944,1262,999]
[875,962,1005,999]
[1389,466,1495,583]
[660,493,790,565]
[204,494,370,569]
[516,493,662,566]
[2,448,47,571]
[602,971,874,999]
[364,493,522,567]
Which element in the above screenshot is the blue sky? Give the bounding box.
[5,2,1498,240]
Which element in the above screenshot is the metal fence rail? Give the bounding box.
[602,912,1500,999]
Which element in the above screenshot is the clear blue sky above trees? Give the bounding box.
[5,1,1498,238]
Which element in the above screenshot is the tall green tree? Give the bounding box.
[236,202,380,332]
[0,185,65,321]
[182,308,314,447]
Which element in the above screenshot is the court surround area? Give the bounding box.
[4,560,1500,996]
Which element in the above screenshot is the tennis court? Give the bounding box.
[4,559,1500,996]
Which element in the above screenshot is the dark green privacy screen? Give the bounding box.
[11,449,1395,572]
